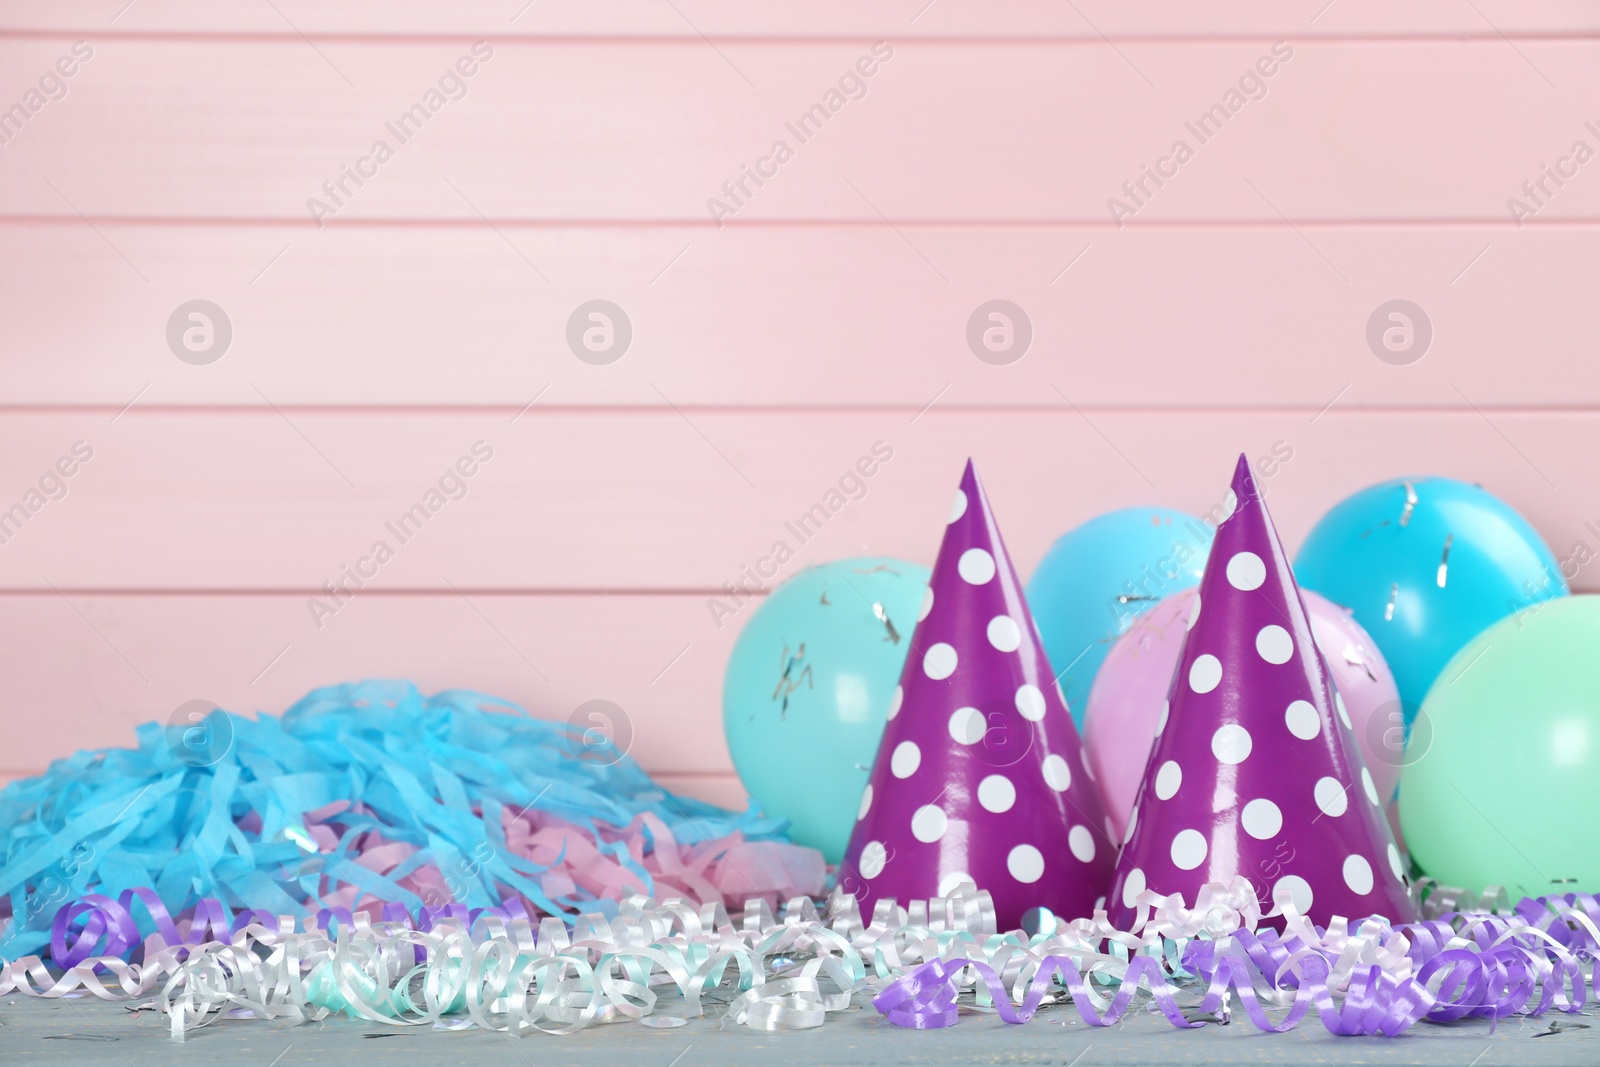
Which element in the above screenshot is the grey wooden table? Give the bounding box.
[4,994,1594,1067]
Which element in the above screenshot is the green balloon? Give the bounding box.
[1401,595,1600,899]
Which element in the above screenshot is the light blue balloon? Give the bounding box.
[722,557,930,863]
[1026,508,1211,728]
[1295,476,1567,725]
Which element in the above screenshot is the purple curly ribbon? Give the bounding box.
[873,952,1431,1037]
[873,955,1199,1030]
[51,890,259,969]
[1181,931,1436,1034]
[49,891,535,969]
[873,893,1600,1037]
[1395,893,1599,1024]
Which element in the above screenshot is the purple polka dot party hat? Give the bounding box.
[837,460,1114,929]
[1106,454,1416,930]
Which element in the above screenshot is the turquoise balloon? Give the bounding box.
[1026,508,1210,728]
[1295,477,1566,725]
[722,557,930,863]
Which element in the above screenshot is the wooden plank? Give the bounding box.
[4,38,1598,221]
[3,222,1596,409]
[20,983,1588,1064]
[651,773,748,810]
[0,409,1591,592]
[3,1,1595,39]
[0,592,753,782]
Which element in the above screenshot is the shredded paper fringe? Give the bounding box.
[0,682,823,961]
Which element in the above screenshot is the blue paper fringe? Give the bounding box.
[0,680,789,958]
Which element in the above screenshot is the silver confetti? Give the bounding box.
[1340,643,1377,683]
[872,601,902,644]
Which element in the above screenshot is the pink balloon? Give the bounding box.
[1084,587,1402,839]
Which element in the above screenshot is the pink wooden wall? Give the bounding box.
[3,2,1598,808]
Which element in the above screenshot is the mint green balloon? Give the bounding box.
[1401,595,1600,899]
[722,558,929,863]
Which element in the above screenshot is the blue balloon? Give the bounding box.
[1026,508,1210,728]
[1295,477,1567,724]
[722,557,930,863]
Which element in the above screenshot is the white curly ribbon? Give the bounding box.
[4,878,1583,1039]
[0,887,1149,1036]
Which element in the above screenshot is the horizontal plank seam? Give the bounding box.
[4,31,1600,45]
[0,587,765,597]
[6,585,1599,597]
[9,404,1600,416]
[2,217,1593,230]
[0,767,743,780]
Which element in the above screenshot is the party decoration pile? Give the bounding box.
[0,681,824,959]
[722,556,929,863]
[838,460,1114,930]
[13,879,1600,1041]
[1110,456,1413,929]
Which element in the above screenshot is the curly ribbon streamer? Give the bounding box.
[7,879,1600,1041]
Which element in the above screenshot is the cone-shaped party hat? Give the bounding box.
[1107,455,1415,929]
[837,460,1114,929]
